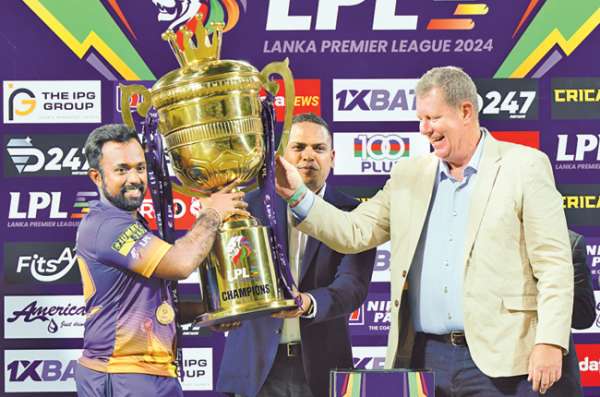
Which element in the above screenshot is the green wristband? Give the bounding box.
[287,184,308,205]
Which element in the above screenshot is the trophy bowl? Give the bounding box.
[120,18,297,327]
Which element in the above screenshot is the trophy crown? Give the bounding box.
[161,14,224,67]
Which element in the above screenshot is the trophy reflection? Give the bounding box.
[120,16,297,327]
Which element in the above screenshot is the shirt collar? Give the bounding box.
[438,128,487,181]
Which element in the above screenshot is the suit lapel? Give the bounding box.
[463,136,502,265]
[298,188,337,283]
[406,155,438,258]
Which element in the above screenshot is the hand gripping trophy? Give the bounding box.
[120,15,298,327]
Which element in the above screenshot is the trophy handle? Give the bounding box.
[119,84,152,128]
[259,58,295,155]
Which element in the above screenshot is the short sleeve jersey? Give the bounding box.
[75,200,176,377]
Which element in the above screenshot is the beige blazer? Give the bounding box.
[297,135,573,377]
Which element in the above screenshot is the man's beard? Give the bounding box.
[101,175,145,212]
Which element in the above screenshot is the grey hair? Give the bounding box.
[415,66,479,114]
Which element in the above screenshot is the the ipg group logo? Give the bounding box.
[555,133,600,171]
[4,296,85,339]
[349,292,391,337]
[259,79,321,122]
[7,190,97,228]
[334,132,430,175]
[180,348,213,391]
[2,81,101,124]
[352,346,387,370]
[4,135,89,177]
[4,242,80,285]
[577,344,600,387]
[333,79,418,122]
[551,78,600,120]
[4,349,80,393]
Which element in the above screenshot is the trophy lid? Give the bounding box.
[151,16,262,108]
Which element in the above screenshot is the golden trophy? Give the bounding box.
[120,17,297,326]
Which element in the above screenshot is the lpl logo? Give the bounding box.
[7,191,97,228]
[333,79,418,122]
[4,349,80,392]
[555,134,600,171]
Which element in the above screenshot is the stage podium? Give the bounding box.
[330,368,434,396]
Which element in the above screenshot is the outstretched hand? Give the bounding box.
[199,180,250,222]
[275,155,304,201]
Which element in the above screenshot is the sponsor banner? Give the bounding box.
[4,349,80,392]
[4,242,80,285]
[573,291,600,334]
[554,133,600,171]
[4,295,85,338]
[180,348,213,391]
[372,241,391,282]
[333,132,430,175]
[558,185,600,226]
[333,79,418,122]
[578,344,600,387]
[259,79,321,121]
[349,292,391,336]
[3,80,101,124]
[4,134,89,177]
[474,79,539,120]
[352,346,387,370]
[3,348,212,392]
[489,130,540,149]
[551,78,600,120]
[587,238,600,291]
[6,190,97,229]
[140,189,200,231]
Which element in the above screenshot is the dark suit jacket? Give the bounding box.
[217,186,376,397]
[548,230,596,397]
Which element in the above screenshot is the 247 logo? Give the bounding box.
[474,79,538,120]
[5,135,89,176]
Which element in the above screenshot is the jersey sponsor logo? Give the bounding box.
[111,223,148,256]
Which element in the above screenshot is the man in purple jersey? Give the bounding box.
[74,124,249,397]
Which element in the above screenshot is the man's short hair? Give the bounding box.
[85,124,141,171]
[415,66,479,114]
[291,112,332,146]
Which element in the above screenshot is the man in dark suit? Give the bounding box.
[217,113,376,397]
[547,230,596,396]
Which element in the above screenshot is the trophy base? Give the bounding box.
[194,298,297,328]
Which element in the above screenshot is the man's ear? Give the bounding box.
[88,168,102,189]
[460,101,476,124]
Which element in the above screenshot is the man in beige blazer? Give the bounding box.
[276,66,573,396]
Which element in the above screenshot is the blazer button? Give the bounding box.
[394,299,400,307]
[275,329,281,334]
[401,270,407,277]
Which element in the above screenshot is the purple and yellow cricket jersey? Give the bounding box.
[75,199,177,378]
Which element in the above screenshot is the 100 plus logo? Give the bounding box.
[333,79,418,122]
[4,135,89,176]
[333,132,430,175]
[7,191,97,228]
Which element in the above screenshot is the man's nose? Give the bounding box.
[419,120,431,135]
